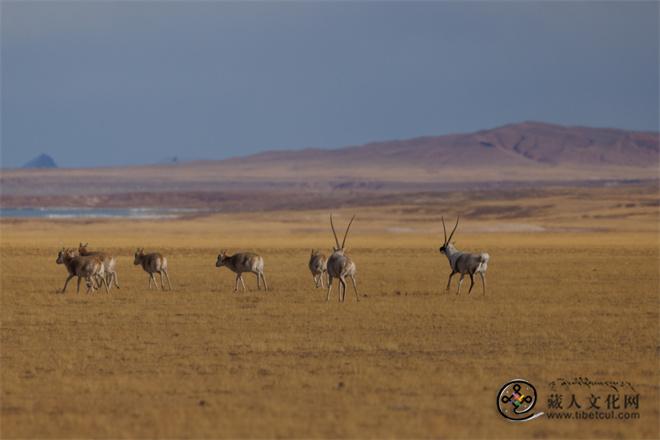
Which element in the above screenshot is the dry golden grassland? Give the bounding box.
[1,187,659,438]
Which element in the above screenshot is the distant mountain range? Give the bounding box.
[1,122,658,207]
[226,121,658,168]
[13,121,660,171]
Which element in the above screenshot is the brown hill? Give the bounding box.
[228,121,659,168]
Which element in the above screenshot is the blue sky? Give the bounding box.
[1,1,658,168]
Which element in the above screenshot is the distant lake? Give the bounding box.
[0,207,204,219]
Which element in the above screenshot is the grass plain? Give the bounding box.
[1,185,659,439]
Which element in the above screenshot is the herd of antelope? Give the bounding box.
[55,215,490,300]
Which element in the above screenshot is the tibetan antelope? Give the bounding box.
[308,250,328,288]
[215,250,268,292]
[134,248,173,290]
[438,216,490,295]
[326,214,359,302]
[78,242,119,289]
[56,248,109,294]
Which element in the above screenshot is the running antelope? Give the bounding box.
[78,242,119,289]
[308,249,328,288]
[215,250,268,292]
[56,248,109,294]
[438,216,490,295]
[326,214,359,302]
[134,248,173,290]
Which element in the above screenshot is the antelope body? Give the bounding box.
[78,242,119,289]
[216,250,268,292]
[439,217,490,295]
[56,248,109,294]
[134,249,172,290]
[308,250,328,288]
[326,215,359,302]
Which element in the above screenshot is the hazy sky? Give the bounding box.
[1,1,658,168]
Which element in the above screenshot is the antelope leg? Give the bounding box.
[260,273,268,291]
[457,274,465,295]
[350,275,359,302]
[256,272,261,290]
[446,271,456,292]
[339,277,346,302]
[240,275,247,292]
[94,275,104,293]
[326,276,333,302]
[163,270,173,290]
[479,272,486,295]
[113,271,120,289]
[468,273,475,294]
[77,277,82,293]
[234,274,240,292]
[61,274,74,293]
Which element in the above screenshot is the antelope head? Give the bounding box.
[439,216,459,255]
[330,214,356,255]
[133,248,145,265]
[78,242,89,253]
[57,248,76,263]
[56,247,67,264]
[216,250,228,268]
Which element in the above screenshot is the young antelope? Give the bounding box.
[216,250,268,292]
[78,242,119,289]
[56,248,109,294]
[438,216,490,295]
[308,249,328,288]
[133,248,172,290]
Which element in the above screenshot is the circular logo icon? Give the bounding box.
[497,379,543,422]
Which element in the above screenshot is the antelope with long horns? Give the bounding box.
[308,250,328,288]
[78,242,119,289]
[134,248,173,290]
[438,217,490,295]
[216,250,268,292]
[326,214,359,302]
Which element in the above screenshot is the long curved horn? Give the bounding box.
[441,216,447,244]
[330,215,340,249]
[341,215,356,249]
[447,216,459,244]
